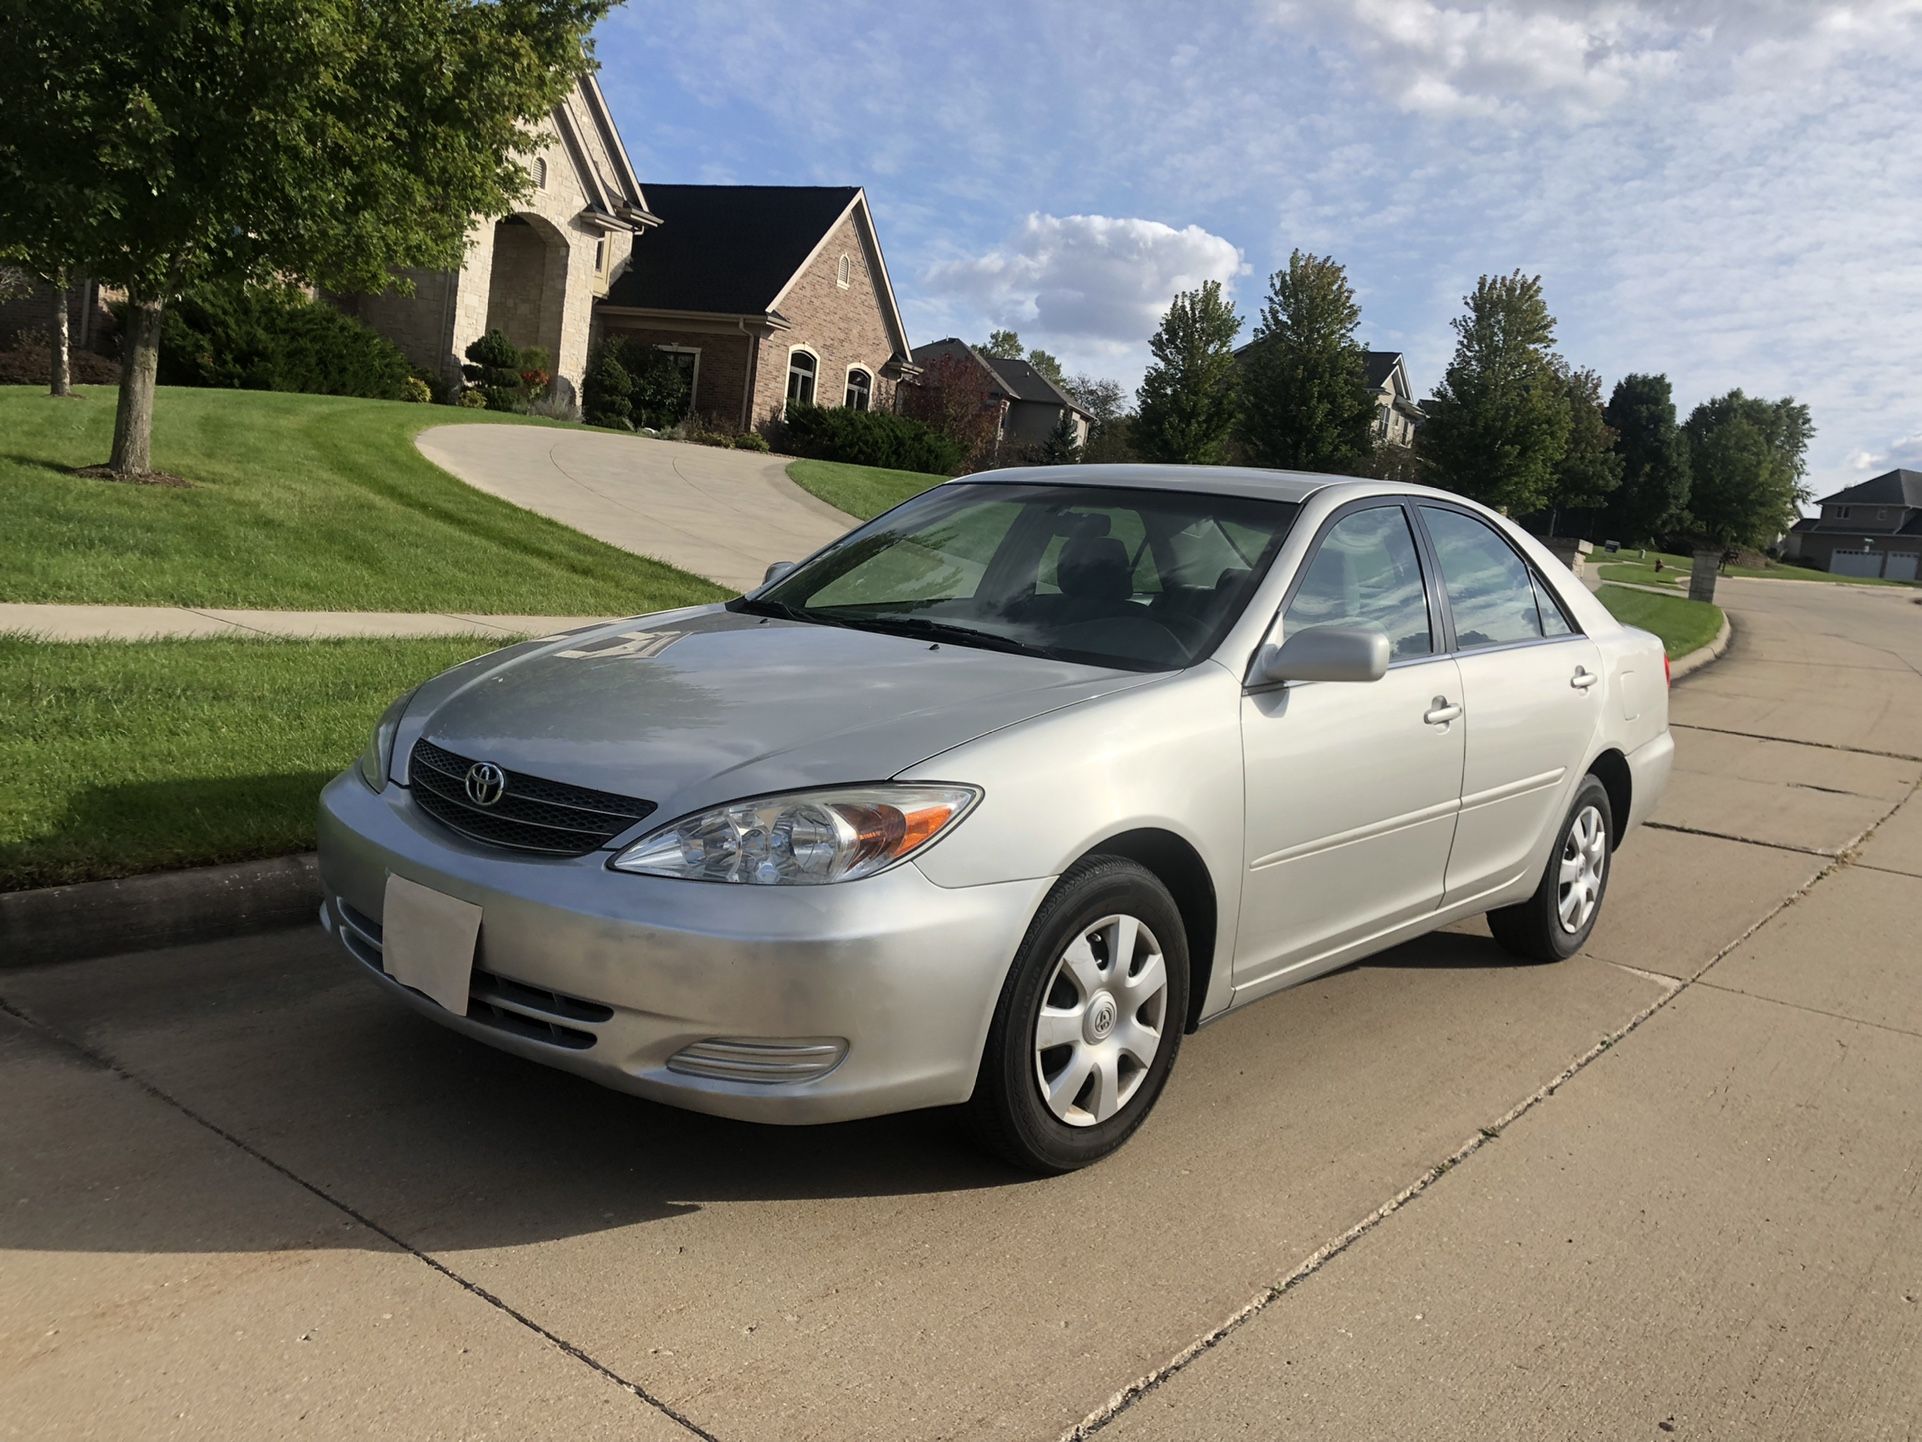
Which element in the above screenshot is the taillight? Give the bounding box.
[1663,652,1671,687]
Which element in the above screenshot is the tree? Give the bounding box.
[1417,271,1570,514]
[1683,390,1813,553]
[1031,411,1084,466]
[1541,363,1620,535]
[981,329,1024,359]
[1601,373,1690,544]
[899,351,1003,468]
[1236,250,1377,474]
[1064,373,1133,463]
[0,0,615,477]
[1026,348,1066,388]
[1134,280,1241,465]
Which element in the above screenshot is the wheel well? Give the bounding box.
[1588,749,1632,847]
[1081,829,1217,1033]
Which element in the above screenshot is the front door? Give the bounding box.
[1235,504,1465,993]
[1415,505,1606,905]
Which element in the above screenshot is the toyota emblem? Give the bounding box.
[464,761,508,807]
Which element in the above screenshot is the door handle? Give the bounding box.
[1571,667,1600,690]
[1424,697,1462,725]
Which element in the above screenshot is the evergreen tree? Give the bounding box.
[1543,362,1621,534]
[1032,411,1084,465]
[1133,280,1241,465]
[1236,250,1377,473]
[1601,373,1691,544]
[1418,271,1571,513]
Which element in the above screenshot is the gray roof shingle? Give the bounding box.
[603,184,858,315]
[1816,468,1922,509]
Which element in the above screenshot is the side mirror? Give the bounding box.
[762,560,795,585]
[1250,625,1391,687]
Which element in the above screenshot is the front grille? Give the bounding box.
[408,739,655,855]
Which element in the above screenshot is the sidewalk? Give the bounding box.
[0,603,613,642]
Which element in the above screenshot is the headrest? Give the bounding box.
[1059,535,1130,601]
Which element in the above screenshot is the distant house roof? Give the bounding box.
[1362,350,1402,389]
[983,355,1092,417]
[1815,468,1922,509]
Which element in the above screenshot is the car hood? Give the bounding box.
[397,605,1153,824]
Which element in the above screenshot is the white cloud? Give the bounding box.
[922,214,1246,369]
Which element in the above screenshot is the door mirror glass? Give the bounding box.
[762,560,796,585]
[1251,625,1391,686]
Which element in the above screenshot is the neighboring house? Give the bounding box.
[1782,469,1922,579]
[331,74,657,399]
[598,184,917,432]
[1228,338,1421,448]
[0,267,117,354]
[907,338,1092,457]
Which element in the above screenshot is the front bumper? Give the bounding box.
[316,771,1051,1123]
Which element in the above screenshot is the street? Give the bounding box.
[4,577,1919,1442]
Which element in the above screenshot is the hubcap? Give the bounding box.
[1557,804,1608,934]
[1034,914,1168,1127]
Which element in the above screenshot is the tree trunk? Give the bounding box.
[48,268,72,397]
[109,295,165,476]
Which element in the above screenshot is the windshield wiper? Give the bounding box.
[732,597,848,628]
[818,612,1050,659]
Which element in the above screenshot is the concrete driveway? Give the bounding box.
[4,580,1919,1440]
[416,424,860,593]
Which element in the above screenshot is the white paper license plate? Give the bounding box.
[381,874,481,1015]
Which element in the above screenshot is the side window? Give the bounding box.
[1535,575,1575,636]
[1420,507,1543,649]
[1284,506,1432,660]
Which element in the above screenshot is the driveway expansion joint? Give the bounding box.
[0,992,726,1442]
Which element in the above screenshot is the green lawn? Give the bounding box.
[1595,583,1724,659]
[785,458,947,521]
[0,385,725,613]
[1598,548,1916,589]
[0,634,507,890]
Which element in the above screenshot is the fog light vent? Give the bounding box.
[667,1037,848,1084]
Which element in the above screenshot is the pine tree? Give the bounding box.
[1236,250,1377,473]
[1133,280,1241,465]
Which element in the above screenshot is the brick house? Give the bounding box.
[1230,337,1422,450]
[906,338,1092,459]
[596,184,916,433]
[1782,469,1922,579]
[330,74,657,399]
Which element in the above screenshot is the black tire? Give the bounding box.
[1488,774,1614,963]
[968,855,1190,1174]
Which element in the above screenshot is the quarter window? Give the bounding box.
[844,367,872,411]
[1285,506,1432,660]
[1420,507,1544,650]
[786,349,817,406]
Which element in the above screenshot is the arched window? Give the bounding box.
[836,254,851,289]
[844,366,872,411]
[786,348,817,406]
[533,156,548,189]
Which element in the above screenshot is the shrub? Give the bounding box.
[731,431,771,452]
[455,388,489,409]
[582,344,633,428]
[400,375,432,404]
[615,342,694,430]
[148,283,410,398]
[781,401,964,474]
[517,391,581,423]
[0,334,119,386]
[461,329,527,412]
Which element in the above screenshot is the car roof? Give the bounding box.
[949,463,1369,506]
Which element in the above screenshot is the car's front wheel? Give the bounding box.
[968,856,1189,1173]
[1487,774,1614,962]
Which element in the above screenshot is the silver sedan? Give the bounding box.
[318,465,1673,1172]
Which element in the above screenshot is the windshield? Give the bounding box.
[733,482,1301,671]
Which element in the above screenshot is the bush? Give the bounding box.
[780,401,964,474]
[517,391,581,423]
[582,344,632,428]
[455,388,488,409]
[148,283,410,399]
[461,329,528,412]
[731,431,771,452]
[0,334,119,386]
[400,375,432,404]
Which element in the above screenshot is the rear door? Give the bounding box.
[1415,505,1604,907]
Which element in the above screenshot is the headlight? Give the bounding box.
[610,784,980,885]
[357,689,418,791]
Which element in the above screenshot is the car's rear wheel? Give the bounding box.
[1488,775,1614,963]
[968,856,1188,1173]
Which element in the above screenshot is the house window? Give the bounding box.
[836,254,851,289]
[844,366,872,411]
[787,348,818,406]
[534,157,547,189]
[594,238,606,275]
[1836,506,1851,519]
[655,346,700,414]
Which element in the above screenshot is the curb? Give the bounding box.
[1669,611,1733,683]
[0,853,318,970]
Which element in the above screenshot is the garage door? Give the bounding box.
[1831,549,1882,577]
[1885,552,1920,582]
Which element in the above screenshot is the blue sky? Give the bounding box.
[597,1,1922,492]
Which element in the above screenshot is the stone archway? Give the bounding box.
[483,213,569,377]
